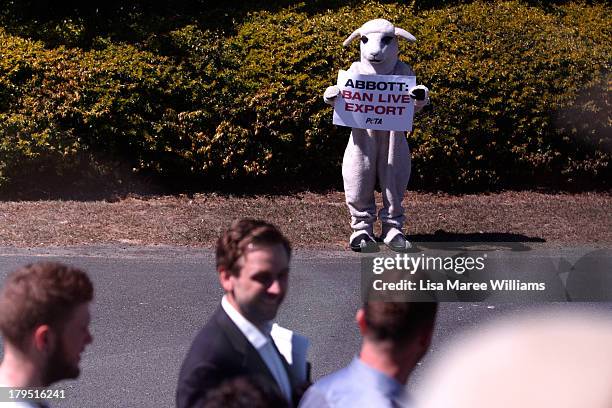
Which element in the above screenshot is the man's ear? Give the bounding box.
[356,308,367,336]
[218,267,234,293]
[32,325,54,354]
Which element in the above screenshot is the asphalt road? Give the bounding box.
[0,245,610,408]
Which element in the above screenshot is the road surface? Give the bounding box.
[0,245,609,407]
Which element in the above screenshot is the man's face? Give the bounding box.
[224,243,290,326]
[43,303,93,385]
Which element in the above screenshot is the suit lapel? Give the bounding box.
[268,336,300,392]
[214,306,303,404]
[267,328,307,407]
[214,306,278,385]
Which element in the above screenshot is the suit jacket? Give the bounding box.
[176,306,308,408]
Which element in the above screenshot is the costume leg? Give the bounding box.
[342,129,377,237]
[377,131,411,239]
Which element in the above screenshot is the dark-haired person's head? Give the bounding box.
[200,376,289,408]
[361,267,437,349]
[216,219,291,327]
[0,262,93,387]
[361,301,438,345]
[356,299,438,384]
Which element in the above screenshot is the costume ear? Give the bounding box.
[343,29,361,47]
[394,27,416,42]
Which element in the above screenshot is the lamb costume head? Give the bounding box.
[342,18,416,75]
[323,18,428,106]
[324,18,430,252]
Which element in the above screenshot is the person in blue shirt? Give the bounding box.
[299,300,437,407]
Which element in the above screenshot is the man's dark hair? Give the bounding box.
[364,301,438,344]
[200,376,289,408]
[216,219,292,276]
[0,262,93,350]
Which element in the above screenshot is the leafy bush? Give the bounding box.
[0,31,202,189]
[0,1,610,192]
[408,1,611,188]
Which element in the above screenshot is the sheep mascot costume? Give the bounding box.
[324,19,430,252]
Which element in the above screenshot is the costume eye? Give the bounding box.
[361,36,368,44]
[382,36,394,45]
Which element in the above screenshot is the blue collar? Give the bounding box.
[349,357,406,400]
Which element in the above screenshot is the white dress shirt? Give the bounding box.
[221,295,292,402]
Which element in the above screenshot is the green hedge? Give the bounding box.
[410,1,611,188]
[0,1,610,192]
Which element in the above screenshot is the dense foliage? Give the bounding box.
[0,1,610,193]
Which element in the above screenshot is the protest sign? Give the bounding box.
[332,70,416,132]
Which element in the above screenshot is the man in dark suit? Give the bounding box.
[177,219,309,408]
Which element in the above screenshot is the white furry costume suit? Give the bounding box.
[325,19,429,250]
[342,60,415,241]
